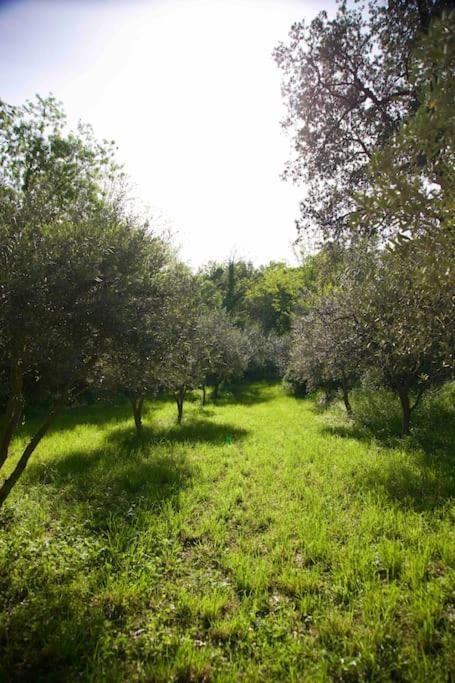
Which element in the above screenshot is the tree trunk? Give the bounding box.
[0,396,66,510]
[130,397,144,436]
[323,389,332,406]
[0,358,24,470]
[201,385,206,406]
[212,382,220,402]
[341,377,353,417]
[398,386,411,437]
[175,387,185,424]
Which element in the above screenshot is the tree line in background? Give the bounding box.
[0,0,454,510]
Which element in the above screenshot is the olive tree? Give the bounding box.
[345,14,455,435]
[277,7,455,437]
[159,266,207,423]
[0,96,156,507]
[243,325,290,380]
[353,12,455,242]
[348,243,454,436]
[274,0,454,241]
[287,295,361,414]
[97,237,174,435]
[197,309,249,403]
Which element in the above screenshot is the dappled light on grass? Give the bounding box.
[215,380,278,407]
[317,383,455,452]
[105,418,249,449]
[0,383,454,681]
[318,384,455,513]
[351,453,455,513]
[23,410,248,530]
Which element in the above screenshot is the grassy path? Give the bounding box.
[0,383,454,681]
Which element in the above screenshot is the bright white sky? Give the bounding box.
[0,0,333,268]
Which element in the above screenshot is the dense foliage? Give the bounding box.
[274,0,455,241]
[0,2,454,678]
[0,97,174,504]
[276,2,455,435]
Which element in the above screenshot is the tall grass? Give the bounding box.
[0,382,454,681]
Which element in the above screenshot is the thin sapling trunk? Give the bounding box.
[341,376,353,417]
[175,387,185,424]
[130,397,145,436]
[212,381,221,402]
[0,395,66,510]
[0,358,24,470]
[397,386,411,437]
[397,383,426,437]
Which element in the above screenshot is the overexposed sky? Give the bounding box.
[0,0,333,268]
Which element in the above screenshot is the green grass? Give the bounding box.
[0,382,454,682]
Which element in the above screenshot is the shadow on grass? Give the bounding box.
[24,418,248,521]
[319,387,455,512]
[107,418,249,449]
[198,407,216,417]
[16,400,133,443]
[321,402,455,457]
[17,388,233,442]
[1,430,198,680]
[25,448,190,533]
[356,452,455,512]
[1,415,249,679]
[214,381,277,407]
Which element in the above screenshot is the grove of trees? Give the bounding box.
[0,96,312,507]
[275,0,455,436]
[0,0,454,511]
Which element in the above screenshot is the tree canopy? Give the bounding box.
[274,0,455,241]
